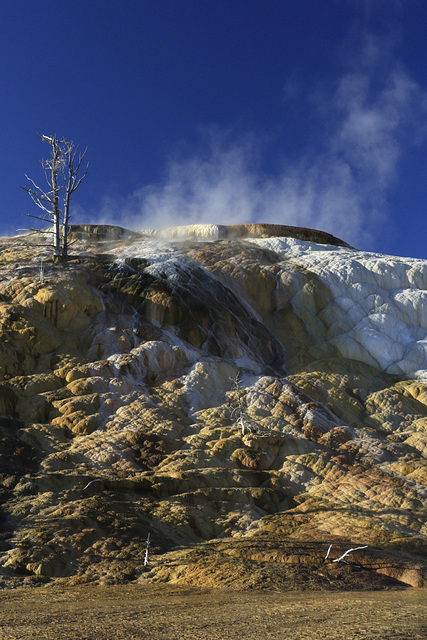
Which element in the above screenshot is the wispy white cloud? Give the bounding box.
[333,65,422,188]
[81,33,427,249]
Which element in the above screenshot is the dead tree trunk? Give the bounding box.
[61,141,88,259]
[49,136,62,258]
[21,133,88,260]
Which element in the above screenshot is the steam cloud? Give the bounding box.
[86,33,427,249]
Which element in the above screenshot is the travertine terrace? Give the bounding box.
[0,223,426,589]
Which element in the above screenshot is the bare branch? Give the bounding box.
[42,162,54,189]
[71,164,89,193]
[22,174,55,201]
[332,546,368,564]
[39,133,54,143]
[24,212,55,223]
[83,478,102,491]
[20,187,52,215]
[62,142,89,192]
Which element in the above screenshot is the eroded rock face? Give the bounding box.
[0,224,426,589]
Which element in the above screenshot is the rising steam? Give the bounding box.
[81,33,427,250]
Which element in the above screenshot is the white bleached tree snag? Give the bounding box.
[83,478,102,491]
[21,133,88,260]
[144,532,151,567]
[332,545,368,563]
[229,374,258,436]
[61,139,88,258]
[39,259,45,284]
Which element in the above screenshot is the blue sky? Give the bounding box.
[1,0,427,258]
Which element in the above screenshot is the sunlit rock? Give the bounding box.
[250,237,427,380]
[0,223,426,589]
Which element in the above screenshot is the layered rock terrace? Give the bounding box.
[0,223,426,589]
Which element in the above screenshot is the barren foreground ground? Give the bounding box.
[0,584,426,640]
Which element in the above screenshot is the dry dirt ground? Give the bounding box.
[0,584,426,640]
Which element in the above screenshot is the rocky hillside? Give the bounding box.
[0,223,426,590]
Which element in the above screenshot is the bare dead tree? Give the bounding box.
[332,545,368,563]
[61,140,88,258]
[229,374,260,436]
[325,544,368,563]
[144,532,151,567]
[21,134,62,256]
[20,133,88,259]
